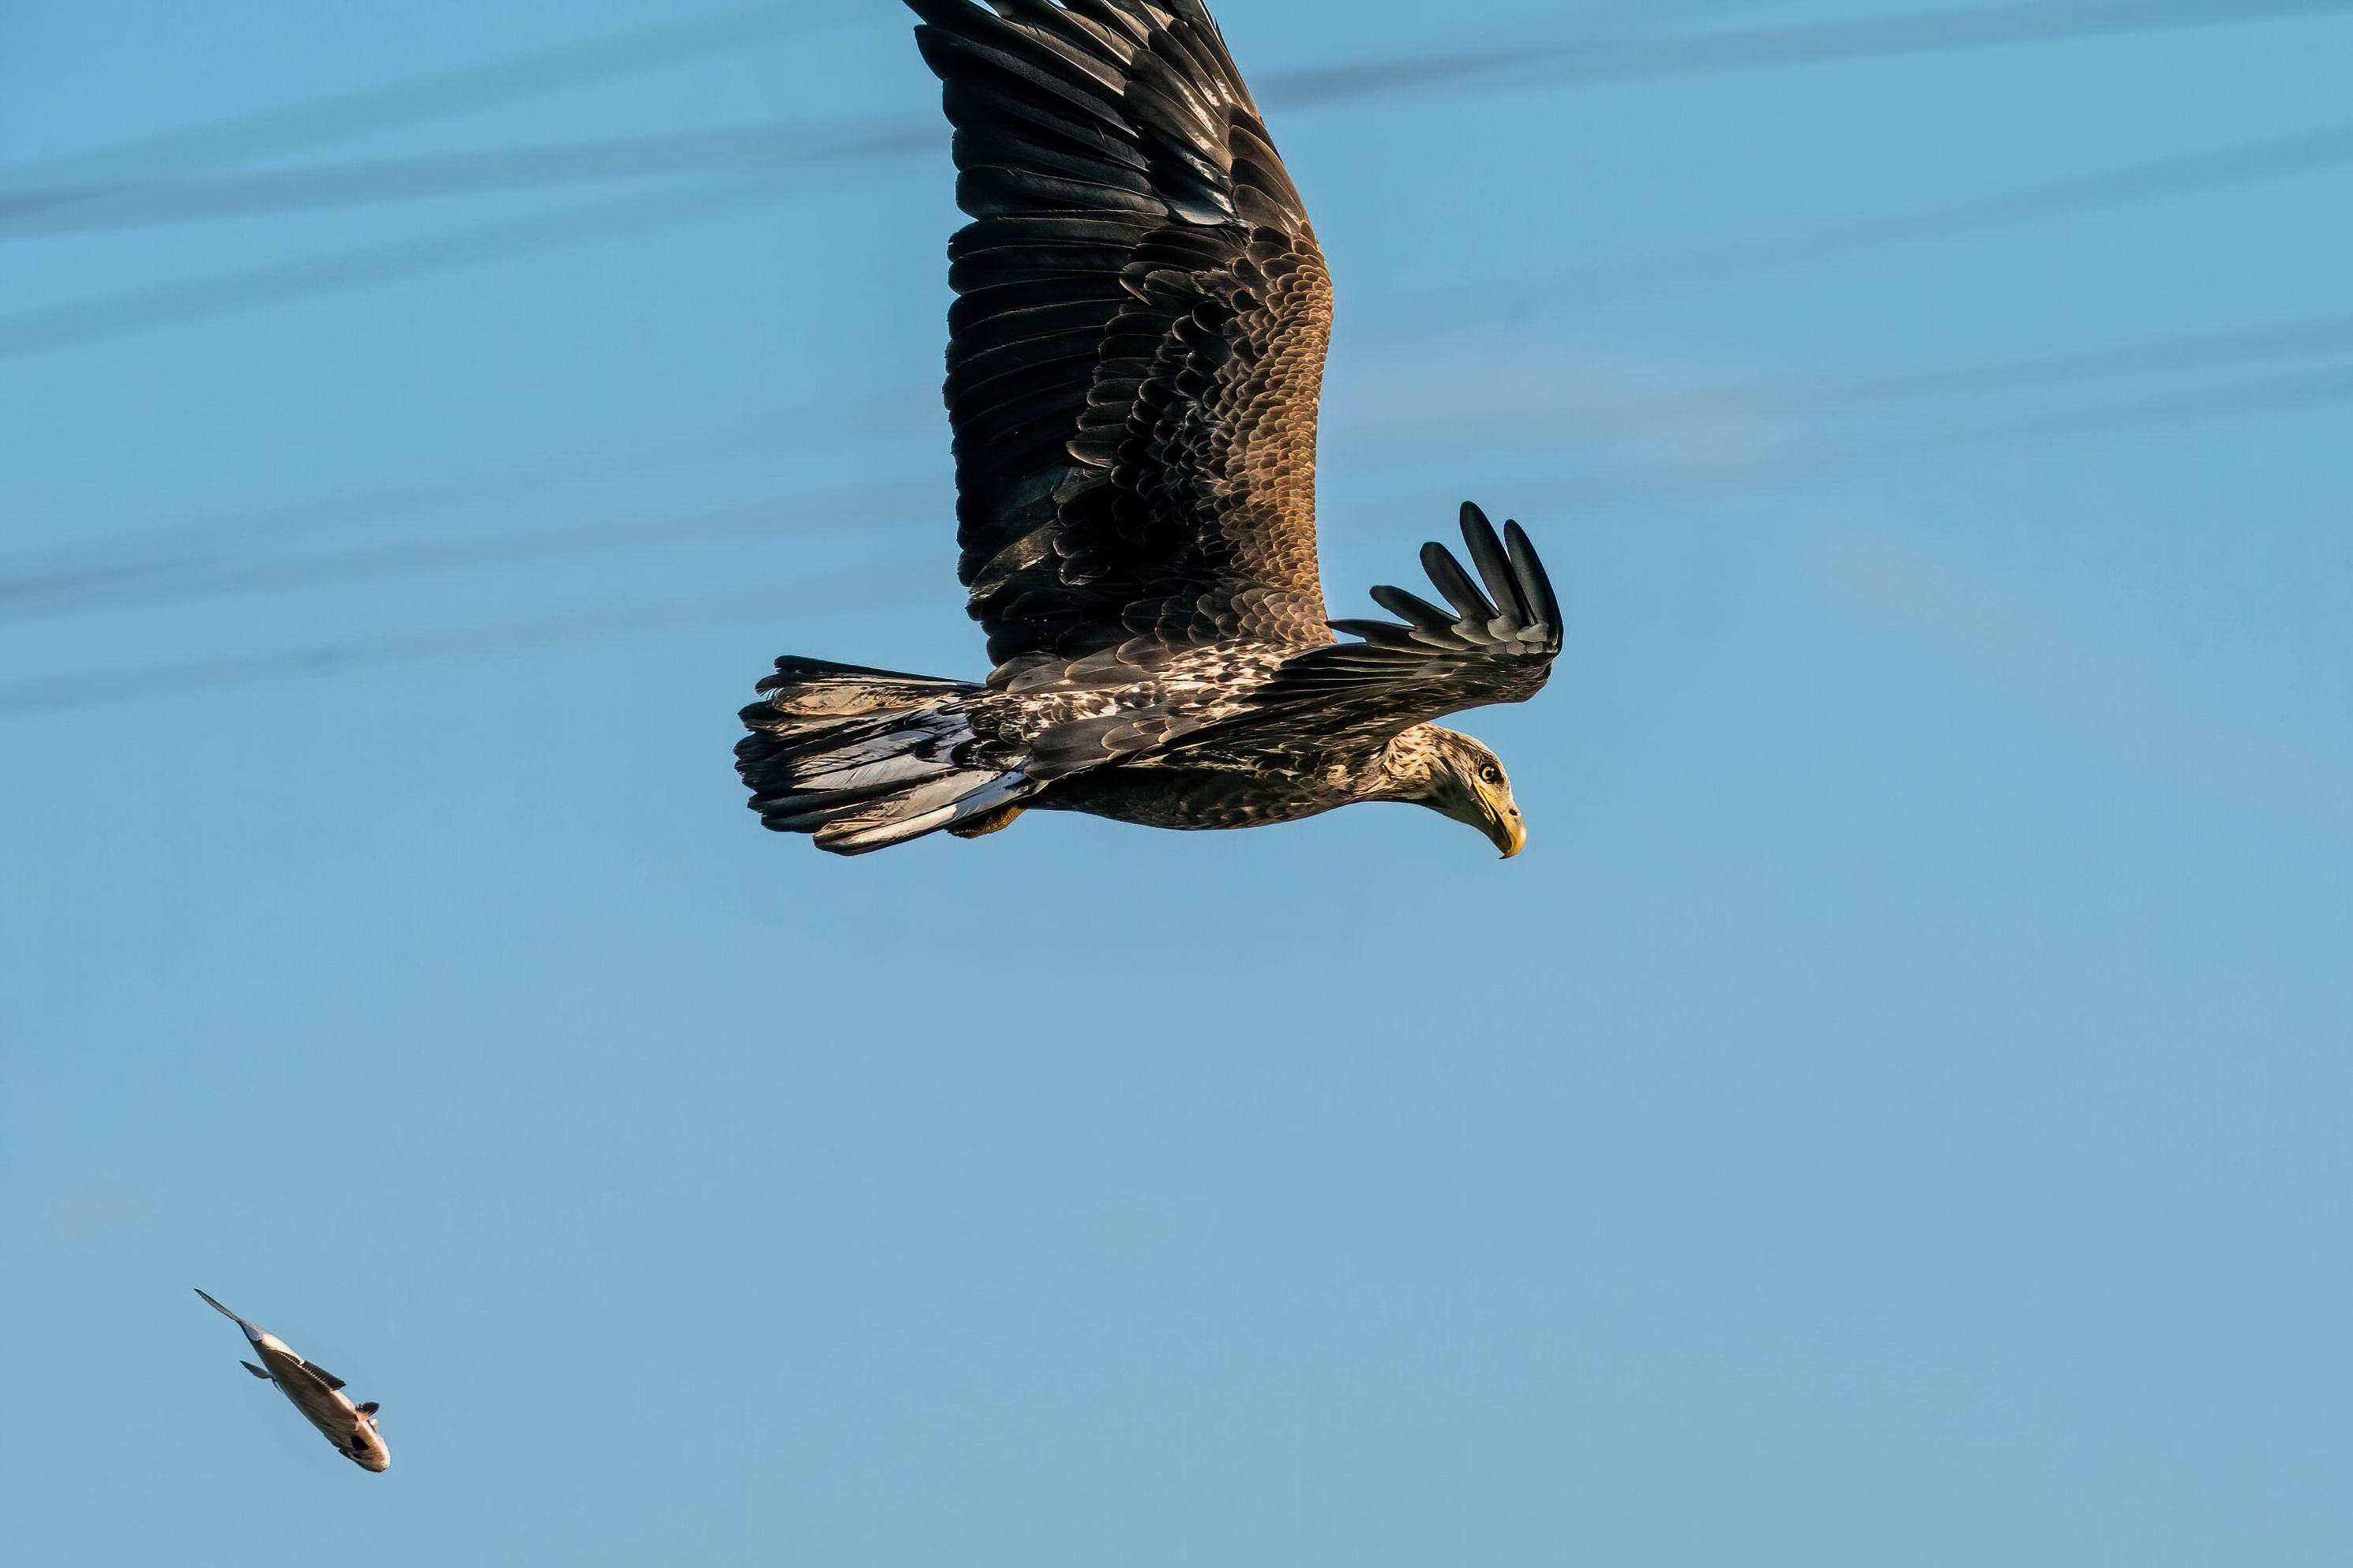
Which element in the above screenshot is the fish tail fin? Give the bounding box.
[737,656,1038,855]
[195,1289,253,1330]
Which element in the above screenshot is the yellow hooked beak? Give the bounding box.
[1479,784,1528,860]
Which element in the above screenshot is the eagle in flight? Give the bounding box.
[739,0,1563,857]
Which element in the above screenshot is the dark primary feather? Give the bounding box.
[908,0,1336,673]
[1255,503,1563,737]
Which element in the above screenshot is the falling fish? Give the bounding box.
[195,1289,388,1472]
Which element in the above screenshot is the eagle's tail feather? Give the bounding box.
[737,657,1035,855]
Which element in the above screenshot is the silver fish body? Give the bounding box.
[197,1289,388,1472]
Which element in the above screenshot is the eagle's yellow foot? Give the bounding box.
[948,805,1026,839]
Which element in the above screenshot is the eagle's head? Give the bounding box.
[1383,725,1527,859]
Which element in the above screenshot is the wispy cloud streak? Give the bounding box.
[0,573,902,722]
[2,487,938,622]
[0,4,838,222]
[1822,531,2353,833]
[1401,122,2353,332]
[7,2,2345,239]
[1274,0,2353,106]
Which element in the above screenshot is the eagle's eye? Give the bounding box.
[1478,763,1501,785]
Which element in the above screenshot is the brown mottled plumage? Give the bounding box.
[737,0,1563,857]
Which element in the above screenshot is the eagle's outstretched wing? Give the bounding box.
[909,0,1335,674]
[1242,504,1563,741]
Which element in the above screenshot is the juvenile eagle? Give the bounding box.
[739,0,1563,857]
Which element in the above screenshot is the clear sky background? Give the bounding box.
[2,2,2347,1562]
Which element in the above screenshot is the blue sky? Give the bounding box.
[1,2,2347,1562]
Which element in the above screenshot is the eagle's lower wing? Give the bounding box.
[1243,505,1563,739]
[910,0,1335,673]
